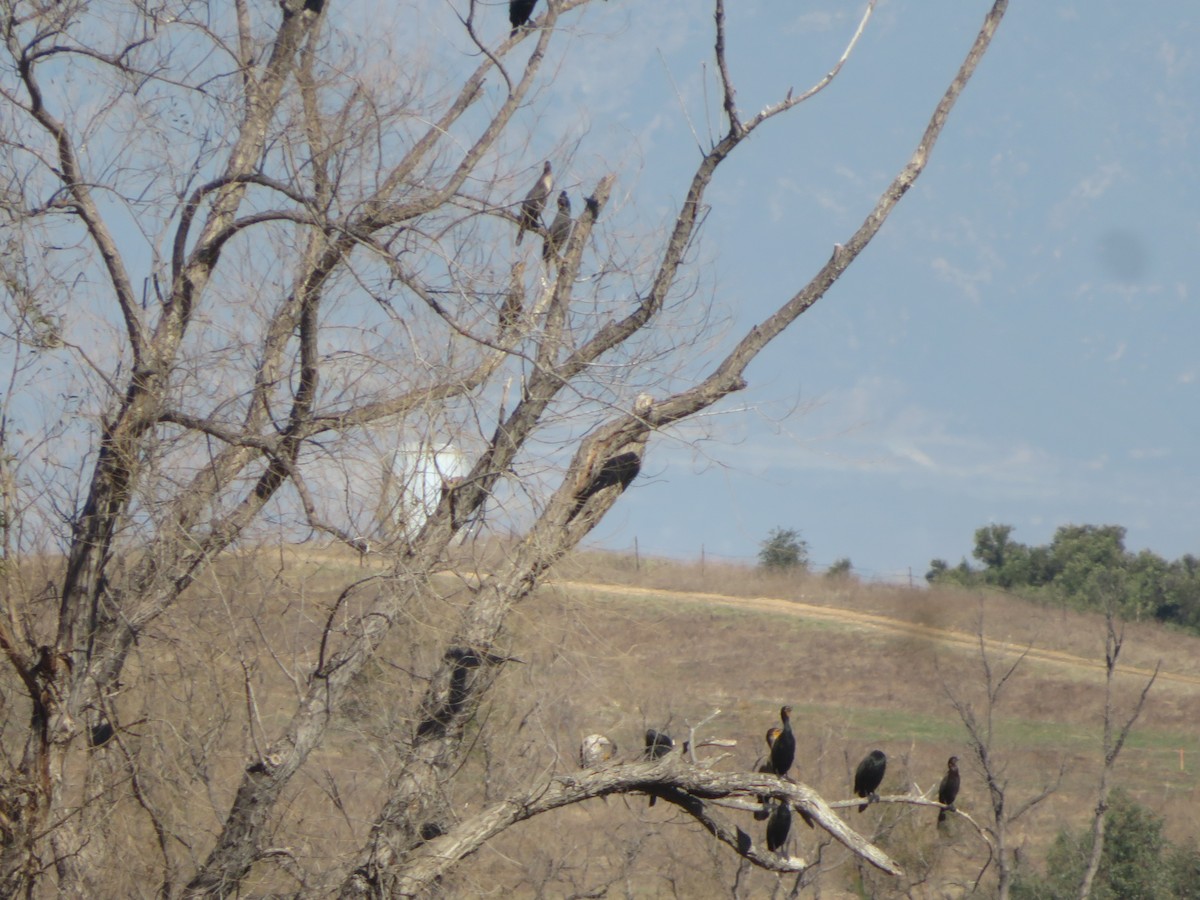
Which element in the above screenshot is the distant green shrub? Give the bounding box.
[758,527,808,571]
[826,557,853,579]
[1011,790,1200,900]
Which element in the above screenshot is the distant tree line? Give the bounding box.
[927,524,1200,630]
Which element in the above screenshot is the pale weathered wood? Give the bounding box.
[384,761,903,898]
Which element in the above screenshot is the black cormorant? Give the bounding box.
[644,729,674,807]
[766,799,792,853]
[570,451,641,516]
[937,755,960,823]
[754,727,782,820]
[88,721,115,748]
[644,729,674,759]
[854,749,887,812]
[543,191,572,262]
[770,705,796,778]
[509,0,537,36]
[516,161,553,245]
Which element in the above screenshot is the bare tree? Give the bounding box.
[942,612,1063,899]
[0,0,1010,895]
[1076,606,1159,900]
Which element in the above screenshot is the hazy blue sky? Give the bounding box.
[51,0,1188,583]
[11,0,1194,586]
[521,1,1199,580]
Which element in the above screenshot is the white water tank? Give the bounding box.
[392,440,468,539]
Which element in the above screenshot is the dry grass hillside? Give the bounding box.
[14,546,1197,897]
[454,550,1200,897]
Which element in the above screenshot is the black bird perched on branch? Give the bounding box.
[754,726,783,820]
[516,160,553,245]
[644,729,674,759]
[854,749,887,812]
[88,720,115,749]
[770,705,796,778]
[571,451,640,514]
[543,191,572,263]
[509,0,537,36]
[754,722,814,828]
[644,728,675,807]
[569,395,652,521]
[415,646,518,739]
[766,799,792,853]
[937,755,960,823]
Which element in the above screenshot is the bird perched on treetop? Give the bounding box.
[543,190,572,263]
[509,0,537,37]
[516,161,553,245]
[937,756,960,824]
[854,749,887,812]
[770,706,796,779]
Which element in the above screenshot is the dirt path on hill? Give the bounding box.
[551,580,1200,688]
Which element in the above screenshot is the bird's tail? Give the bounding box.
[858,802,868,813]
[938,808,947,824]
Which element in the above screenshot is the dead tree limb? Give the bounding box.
[364,763,903,898]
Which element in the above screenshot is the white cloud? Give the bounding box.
[768,173,853,223]
[886,441,936,470]
[1048,161,1125,230]
[908,214,1004,305]
[1158,39,1193,82]
[682,377,1061,494]
[1129,447,1171,460]
[931,256,989,305]
[784,11,838,35]
[1073,162,1123,201]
